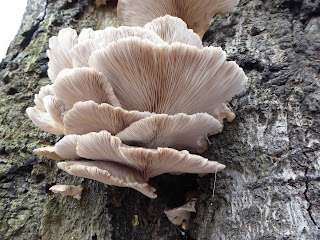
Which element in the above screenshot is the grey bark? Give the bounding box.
[0,0,319,239]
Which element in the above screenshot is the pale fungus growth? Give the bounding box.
[164,198,197,230]
[117,0,240,38]
[27,15,247,198]
[57,160,157,199]
[49,131,226,181]
[49,184,84,200]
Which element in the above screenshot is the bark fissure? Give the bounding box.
[20,0,48,50]
[304,167,320,229]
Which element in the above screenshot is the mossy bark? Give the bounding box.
[0,0,319,239]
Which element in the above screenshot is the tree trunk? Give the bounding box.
[0,0,319,239]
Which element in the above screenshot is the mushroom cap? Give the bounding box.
[70,26,164,68]
[164,198,197,229]
[33,146,64,160]
[57,160,157,198]
[89,37,247,116]
[49,184,84,200]
[116,112,223,153]
[63,101,153,135]
[143,15,202,48]
[52,67,120,109]
[117,0,240,37]
[54,131,226,180]
[47,28,78,82]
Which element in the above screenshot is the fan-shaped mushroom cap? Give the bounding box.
[116,113,223,153]
[57,160,157,198]
[117,0,240,37]
[47,28,78,82]
[34,85,55,111]
[49,184,84,200]
[42,95,65,130]
[64,101,153,135]
[70,26,164,68]
[143,15,202,49]
[26,106,64,135]
[164,198,197,230]
[33,146,64,160]
[52,67,120,109]
[54,131,225,180]
[89,37,247,117]
[55,135,80,159]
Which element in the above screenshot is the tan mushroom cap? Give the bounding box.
[47,28,78,82]
[89,37,247,117]
[57,160,157,198]
[116,112,223,153]
[33,146,64,160]
[55,131,225,180]
[49,184,84,200]
[52,67,121,109]
[117,0,240,37]
[70,26,164,68]
[143,15,202,49]
[164,198,197,230]
[64,101,153,135]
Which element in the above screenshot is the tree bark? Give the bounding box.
[0,0,319,239]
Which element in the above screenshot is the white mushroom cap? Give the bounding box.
[70,26,164,68]
[33,146,64,160]
[164,198,197,230]
[52,67,120,109]
[26,106,64,135]
[47,28,78,82]
[49,184,84,200]
[89,37,247,117]
[57,160,157,198]
[117,0,240,37]
[34,85,55,111]
[143,15,202,49]
[64,101,153,135]
[53,131,226,180]
[116,112,223,153]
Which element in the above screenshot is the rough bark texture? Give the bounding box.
[0,0,319,239]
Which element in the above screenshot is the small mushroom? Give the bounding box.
[33,146,64,160]
[143,15,202,48]
[49,184,84,200]
[164,198,197,230]
[117,0,240,37]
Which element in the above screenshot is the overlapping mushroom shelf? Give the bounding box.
[117,0,240,38]
[27,15,247,198]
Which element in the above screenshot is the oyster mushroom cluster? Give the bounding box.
[27,1,246,198]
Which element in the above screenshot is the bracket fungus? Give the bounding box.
[164,198,197,230]
[27,15,247,198]
[117,0,240,38]
[49,184,84,200]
